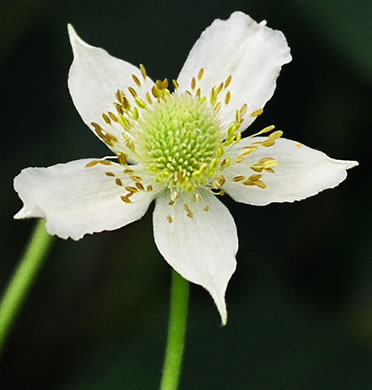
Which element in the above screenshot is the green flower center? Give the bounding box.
[136,94,223,192]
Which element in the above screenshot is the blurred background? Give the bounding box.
[1,0,371,388]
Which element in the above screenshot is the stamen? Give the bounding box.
[198,68,204,80]
[132,74,141,87]
[130,175,143,182]
[85,161,99,168]
[135,182,145,191]
[191,77,196,91]
[115,178,123,186]
[105,172,115,177]
[121,195,132,203]
[108,112,118,122]
[140,64,147,80]
[135,97,147,109]
[184,203,194,218]
[102,113,111,124]
[118,152,129,166]
[167,215,173,223]
[224,75,232,89]
[251,108,263,117]
[128,87,137,98]
[172,80,179,89]
[125,186,138,193]
[232,175,245,182]
[225,91,231,105]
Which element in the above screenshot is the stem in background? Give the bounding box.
[0,220,53,357]
[159,270,190,390]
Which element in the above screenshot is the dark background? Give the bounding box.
[1,0,371,388]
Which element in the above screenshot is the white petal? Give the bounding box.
[14,159,156,240]
[223,137,358,205]
[153,190,238,324]
[177,12,291,131]
[67,25,154,153]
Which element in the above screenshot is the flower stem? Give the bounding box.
[0,220,53,357]
[160,270,189,390]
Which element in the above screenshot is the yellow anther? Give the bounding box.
[132,107,139,121]
[220,158,231,168]
[217,82,223,94]
[124,168,134,174]
[235,109,241,123]
[240,103,248,116]
[152,85,161,98]
[193,193,200,202]
[91,122,102,131]
[268,130,283,140]
[235,131,242,143]
[204,205,209,212]
[260,158,278,169]
[214,102,222,113]
[184,204,194,218]
[140,64,147,80]
[130,175,143,182]
[135,182,145,191]
[125,186,138,193]
[210,87,218,105]
[225,91,231,105]
[261,139,275,147]
[196,88,201,99]
[116,89,125,104]
[258,125,276,135]
[191,77,196,91]
[232,175,245,182]
[85,160,99,168]
[243,146,258,153]
[115,178,123,186]
[132,74,141,87]
[167,215,173,223]
[198,68,204,80]
[224,75,232,88]
[161,78,169,89]
[120,195,132,204]
[172,79,179,89]
[108,112,118,122]
[105,172,115,177]
[120,116,131,130]
[251,108,264,117]
[146,185,153,192]
[123,96,131,110]
[134,97,147,109]
[145,92,153,105]
[248,174,262,181]
[255,180,267,189]
[102,113,111,124]
[128,86,137,98]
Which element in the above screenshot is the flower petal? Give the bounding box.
[67,25,154,153]
[177,12,291,131]
[223,137,358,205]
[153,190,238,324]
[14,159,156,240]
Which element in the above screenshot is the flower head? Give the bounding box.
[14,12,358,324]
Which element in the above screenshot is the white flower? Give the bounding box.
[14,12,358,324]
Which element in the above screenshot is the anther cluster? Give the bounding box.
[137,95,222,191]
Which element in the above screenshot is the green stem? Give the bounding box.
[160,270,189,390]
[0,220,53,357]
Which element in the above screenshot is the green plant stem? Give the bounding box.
[0,220,53,357]
[160,270,189,390]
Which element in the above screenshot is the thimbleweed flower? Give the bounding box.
[14,12,358,324]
